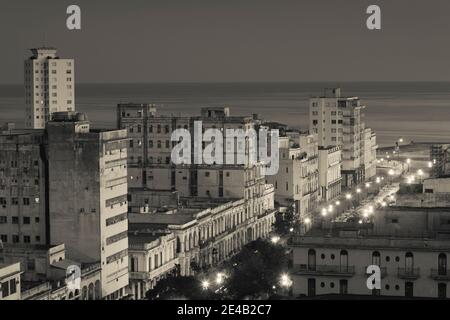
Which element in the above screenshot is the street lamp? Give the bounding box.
[321,208,328,217]
[280,274,293,288]
[271,236,281,244]
[345,193,352,200]
[201,280,210,290]
[335,200,340,206]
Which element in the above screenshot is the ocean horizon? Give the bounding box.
[1,81,450,147]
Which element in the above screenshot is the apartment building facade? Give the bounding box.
[310,88,377,188]
[318,145,342,201]
[24,48,75,129]
[0,131,47,246]
[128,196,276,280]
[267,134,319,217]
[290,205,450,298]
[128,232,179,300]
[46,112,129,299]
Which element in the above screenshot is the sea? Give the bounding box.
[1,81,450,147]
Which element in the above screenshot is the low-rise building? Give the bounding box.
[128,232,179,300]
[128,196,276,281]
[0,262,21,300]
[290,201,450,298]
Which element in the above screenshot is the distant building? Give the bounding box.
[309,88,377,187]
[117,104,276,228]
[266,133,319,217]
[318,145,342,202]
[363,128,378,180]
[25,48,75,129]
[431,144,450,178]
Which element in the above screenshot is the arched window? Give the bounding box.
[405,252,414,273]
[340,250,348,271]
[372,251,381,266]
[308,249,316,271]
[438,253,447,276]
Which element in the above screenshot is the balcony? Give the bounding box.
[294,264,355,277]
[398,268,420,280]
[430,269,450,281]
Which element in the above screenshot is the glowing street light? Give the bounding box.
[365,183,371,188]
[271,236,281,244]
[280,274,293,288]
[428,161,433,168]
[216,273,225,285]
[388,169,395,176]
[406,158,411,164]
[304,217,311,224]
[399,138,404,143]
[356,188,361,194]
[417,169,424,176]
[345,193,352,200]
[335,200,340,206]
[381,201,387,207]
[321,208,328,217]
[201,280,210,290]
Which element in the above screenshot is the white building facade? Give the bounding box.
[24,48,75,129]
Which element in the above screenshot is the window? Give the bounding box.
[12,217,18,224]
[23,217,31,224]
[340,250,348,271]
[339,280,348,295]
[12,235,19,243]
[0,216,6,224]
[12,198,19,205]
[0,235,7,243]
[405,252,414,273]
[405,282,414,298]
[308,249,316,271]
[205,172,210,177]
[2,281,9,297]
[372,251,381,266]
[438,253,447,276]
[24,236,31,243]
[438,283,447,299]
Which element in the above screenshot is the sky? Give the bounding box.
[1,0,450,83]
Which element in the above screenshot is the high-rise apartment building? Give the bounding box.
[46,112,129,299]
[24,48,75,129]
[310,88,377,187]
